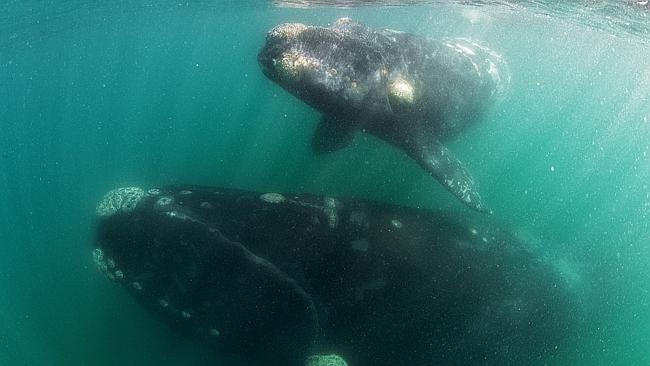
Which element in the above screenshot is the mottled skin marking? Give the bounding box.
[258,18,509,213]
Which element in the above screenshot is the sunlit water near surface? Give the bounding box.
[1,1,649,365]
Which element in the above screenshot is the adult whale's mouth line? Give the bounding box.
[258,18,510,214]
[92,184,578,366]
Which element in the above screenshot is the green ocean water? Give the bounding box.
[0,1,649,365]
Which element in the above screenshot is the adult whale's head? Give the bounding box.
[93,186,320,366]
[259,18,510,214]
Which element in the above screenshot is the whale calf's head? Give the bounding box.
[258,19,380,114]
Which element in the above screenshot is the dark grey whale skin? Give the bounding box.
[94,185,578,366]
[258,19,509,213]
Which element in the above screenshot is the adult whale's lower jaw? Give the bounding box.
[93,185,579,366]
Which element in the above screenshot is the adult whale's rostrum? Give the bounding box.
[93,185,577,366]
[258,18,509,213]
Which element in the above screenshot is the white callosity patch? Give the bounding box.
[147,188,161,195]
[93,248,109,276]
[268,23,308,40]
[96,187,145,217]
[274,51,321,81]
[260,192,287,204]
[92,248,124,281]
[323,197,341,229]
[155,196,173,209]
[306,354,349,366]
[388,77,415,106]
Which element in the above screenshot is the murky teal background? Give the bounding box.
[1,1,649,365]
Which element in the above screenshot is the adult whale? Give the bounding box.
[258,18,509,213]
[93,185,577,366]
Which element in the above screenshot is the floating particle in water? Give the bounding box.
[181,311,191,319]
[132,282,143,291]
[470,228,478,235]
[390,219,403,229]
[200,202,213,209]
[158,299,169,308]
[550,165,555,172]
[114,270,124,279]
[179,190,192,195]
[209,328,220,337]
[260,193,286,204]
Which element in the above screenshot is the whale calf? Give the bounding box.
[258,18,509,213]
[93,185,577,366]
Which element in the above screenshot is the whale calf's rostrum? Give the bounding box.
[94,185,578,366]
[258,18,510,213]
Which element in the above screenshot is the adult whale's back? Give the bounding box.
[258,18,509,213]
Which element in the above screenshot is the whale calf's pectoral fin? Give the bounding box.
[311,115,356,154]
[406,134,491,214]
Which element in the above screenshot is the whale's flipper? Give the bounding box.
[311,115,356,154]
[405,132,491,213]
